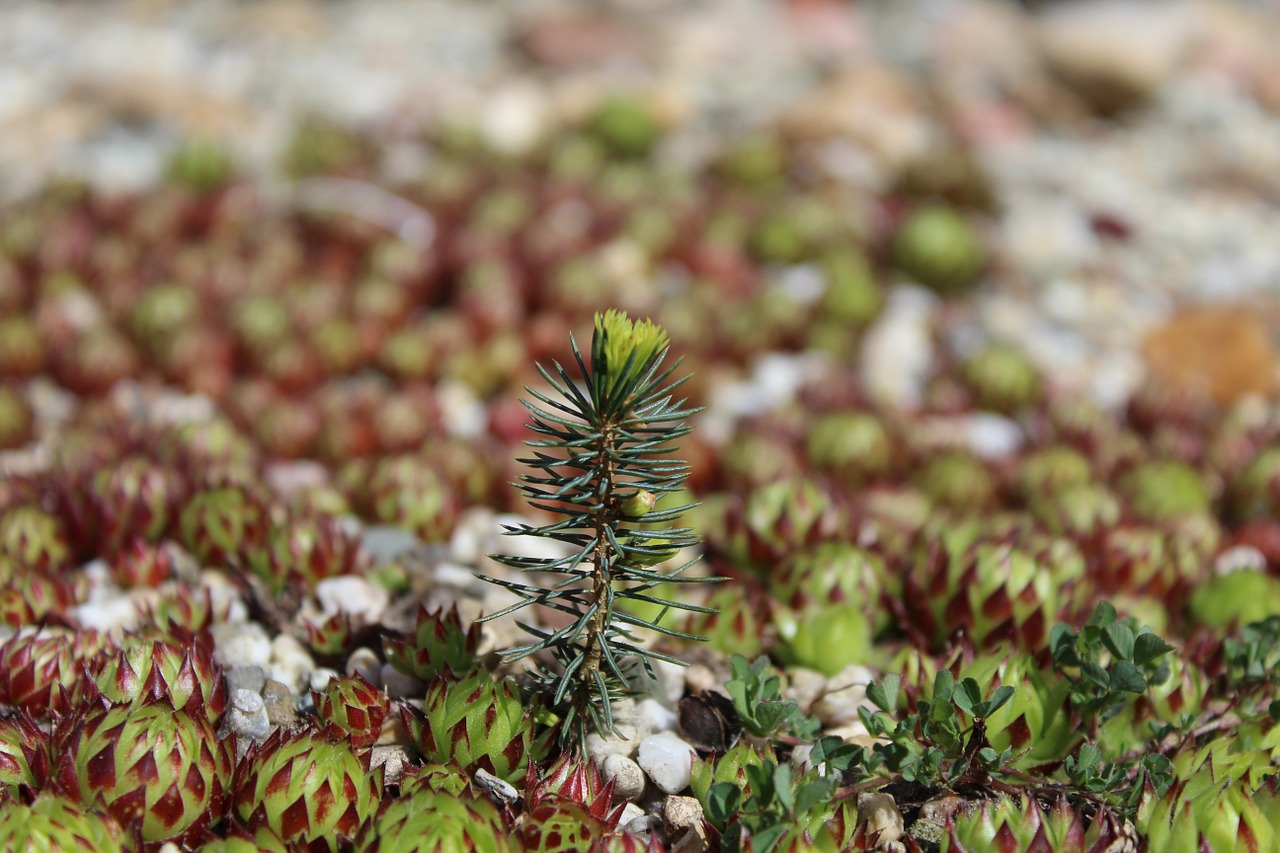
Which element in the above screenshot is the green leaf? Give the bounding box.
[1080,662,1110,690]
[952,678,983,717]
[1109,660,1147,693]
[707,782,741,826]
[1132,632,1174,667]
[1086,601,1118,628]
[1101,623,1135,661]
[866,674,900,713]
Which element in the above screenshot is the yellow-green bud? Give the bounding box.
[593,309,669,395]
[619,490,658,519]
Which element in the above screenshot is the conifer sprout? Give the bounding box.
[478,309,719,752]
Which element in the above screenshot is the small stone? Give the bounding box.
[586,721,644,761]
[212,621,271,670]
[261,679,298,729]
[619,803,648,832]
[223,688,270,742]
[346,647,382,685]
[473,768,520,806]
[309,668,340,692]
[637,698,677,734]
[782,667,827,712]
[370,745,410,787]
[636,733,695,795]
[315,575,389,623]
[1142,306,1278,404]
[69,596,140,633]
[812,664,877,727]
[662,795,704,833]
[224,665,266,696]
[268,634,314,695]
[857,792,905,845]
[380,663,425,699]
[600,754,646,801]
[361,526,428,563]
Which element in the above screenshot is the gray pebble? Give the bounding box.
[224,665,266,696]
[223,688,271,743]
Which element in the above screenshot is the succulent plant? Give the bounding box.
[904,532,1082,652]
[245,512,368,593]
[0,631,102,718]
[108,538,173,588]
[804,411,894,487]
[0,792,124,851]
[89,454,175,557]
[383,604,480,683]
[361,455,460,544]
[0,384,34,450]
[312,673,389,748]
[0,504,71,575]
[956,651,1077,769]
[773,602,873,677]
[1189,569,1280,629]
[1016,446,1094,501]
[584,96,661,160]
[891,204,986,296]
[1030,482,1121,538]
[302,611,362,660]
[1230,446,1280,523]
[232,727,383,850]
[1118,459,1211,523]
[0,710,51,799]
[179,484,271,568]
[719,479,840,574]
[355,778,512,853]
[90,633,227,722]
[942,795,1123,853]
[401,667,541,783]
[52,698,234,845]
[915,451,997,514]
[683,582,771,659]
[960,342,1041,414]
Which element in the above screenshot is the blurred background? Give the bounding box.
[1,0,1279,469]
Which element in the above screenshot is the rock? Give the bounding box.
[361,526,428,563]
[224,665,267,697]
[346,647,382,685]
[812,664,876,727]
[69,596,140,633]
[370,745,410,787]
[380,663,424,699]
[314,575,389,623]
[268,634,315,695]
[600,754,646,801]
[261,679,299,729]
[212,621,271,670]
[222,688,270,743]
[517,11,645,70]
[309,667,340,692]
[910,794,968,846]
[857,791,905,845]
[1037,0,1198,115]
[782,666,827,711]
[479,82,551,157]
[636,733,695,795]
[662,795,704,833]
[860,286,939,409]
[619,803,651,834]
[1142,306,1278,404]
[637,698,677,734]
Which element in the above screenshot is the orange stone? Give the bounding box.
[1142,306,1277,404]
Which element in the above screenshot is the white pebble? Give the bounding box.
[268,634,315,695]
[69,596,140,633]
[380,663,425,699]
[212,621,271,669]
[346,647,382,685]
[309,668,341,692]
[637,698,677,734]
[600,754,646,800]
[636,733,696,794]
[314,575,389,623]
[964,413,1024,460]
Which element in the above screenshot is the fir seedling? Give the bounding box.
[479,309,718,752]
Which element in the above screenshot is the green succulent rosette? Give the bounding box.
[232,727,383,850]
[178,485,270,567]
[401,667,542,784]
[961,343,1042,414]
[0,792,124,852]
[0,504,71,575]
[245,512,368,593]
[943,795,1121,853]
[1189,569,1280,629]
[311,673,389,748]
[356,782,511,853]
[0,630,102,719]
[383,603,480,682]
[0,710,50,798]
[805,411,894,487]
[91,633,228,723]
[52,699,234,846]
[1118,460,1211,523]
[363,456,459,543]
[1139,747,1280,853]
[891,204,986,295]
